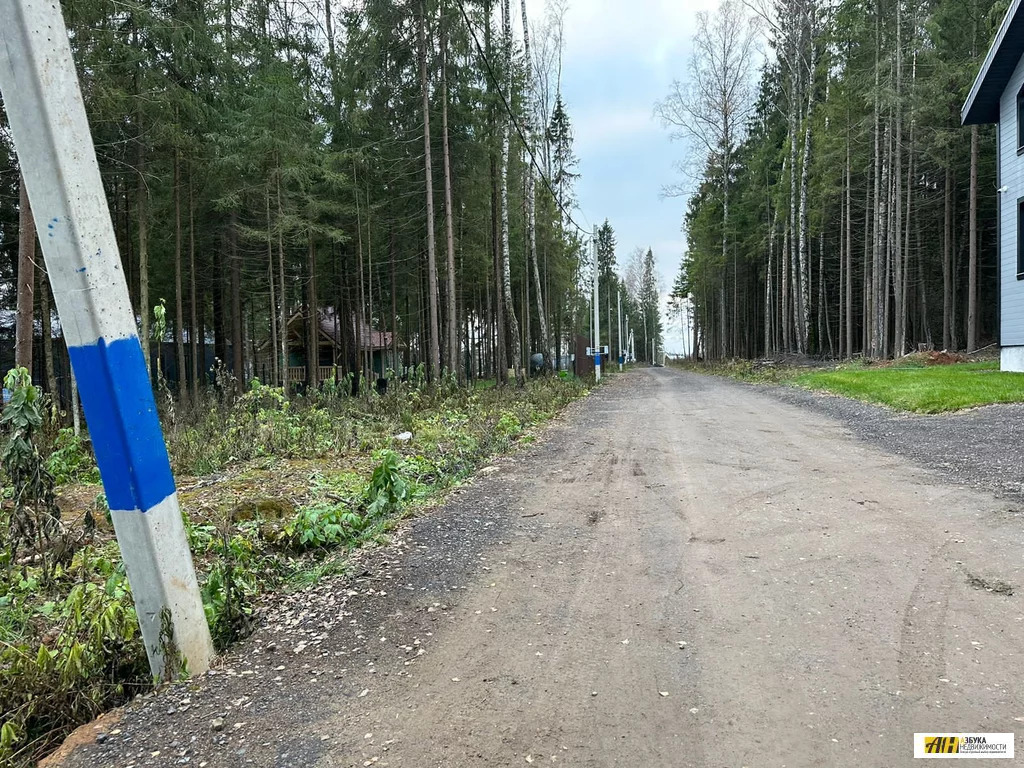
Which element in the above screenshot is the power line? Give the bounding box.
[452,0,592,239]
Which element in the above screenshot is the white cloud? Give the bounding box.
[563,0,719,70]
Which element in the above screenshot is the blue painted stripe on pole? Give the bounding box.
[67,336,175,513]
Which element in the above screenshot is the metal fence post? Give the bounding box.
[0,0,214,679]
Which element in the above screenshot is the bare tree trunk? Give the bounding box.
[953,212,961,350]
[967,125,979,352]
[892,3,906,357]
[189,176,200,399]
[500,0,524,386]
[365,180,374,378]
[277,175,289,397]
[863,182,871,354]
[419,0,441,381]
[917,203,932,347]
[718,279,727,359]
[39,265,57,400]
[230,213,244,392]
[391,229,400,376]
[845,145,853,357]
[267,190,278,386]
[520,0,552,372]
[903,45,918,351]
[306,233,318,389]
[765,193,777,357]
[797,5,816,354]
[15,174,35,372]
[839,184,846,358]
[943,165,953,350]
[485,0,506,384]
[355,163,366,387]
[138,154,150,375]
[820,231,833,356]
[902,130,915,355]
[883,120,893,356]
[526,260,533,363]
[440,17,459,377]
[722,120,731,359]
[782,224,791,352]
[870,1,882,357]
[874,129,890,358]
[787,51,798,355]
[174,153,188,400]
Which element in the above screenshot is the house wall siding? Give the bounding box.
[998,54,1024,347]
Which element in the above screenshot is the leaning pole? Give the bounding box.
[0,0,214,679]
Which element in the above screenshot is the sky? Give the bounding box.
[555,0,721,354]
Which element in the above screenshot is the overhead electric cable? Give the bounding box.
[453,0,591,239]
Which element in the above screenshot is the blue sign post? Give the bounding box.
[0,0,213,679]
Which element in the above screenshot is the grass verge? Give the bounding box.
[672,355,1024,414]
[794,360,1024,413]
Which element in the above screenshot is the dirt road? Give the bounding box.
[63,368,1024,767]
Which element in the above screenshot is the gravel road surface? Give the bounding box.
[56,368,1024,768]
[769,382,1024,503]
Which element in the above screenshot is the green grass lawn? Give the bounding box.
[795,361,1024,413]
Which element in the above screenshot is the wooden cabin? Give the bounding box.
[255,308,405,385]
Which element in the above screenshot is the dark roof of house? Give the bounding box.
[259,308,404,352]
[320,308,403,351]
[963,0,1024,125]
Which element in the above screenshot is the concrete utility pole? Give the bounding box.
[0,0,213,680]
[592,226,601,382]
[617,289,622,371]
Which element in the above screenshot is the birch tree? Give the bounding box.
[655,0,759,359]
[500,0,525,386]
[520,0,553,371]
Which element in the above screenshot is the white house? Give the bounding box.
[963,0,1024,370]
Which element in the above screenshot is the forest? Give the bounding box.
[667,0,1005,361]
[0,0,665,407]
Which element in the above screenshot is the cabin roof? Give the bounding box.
[325,308,403,351]
[963,0,1024,125]
[258,308,404,353]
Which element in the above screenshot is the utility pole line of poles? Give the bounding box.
[592,225,601,382]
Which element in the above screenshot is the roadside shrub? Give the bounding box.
[45,428,100,485]
[1,368,66,585]
[495,411,523,439]
[201,553,258,650]
[0,547,148,766]
[282,503,365,550]
[365,450,410,517]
